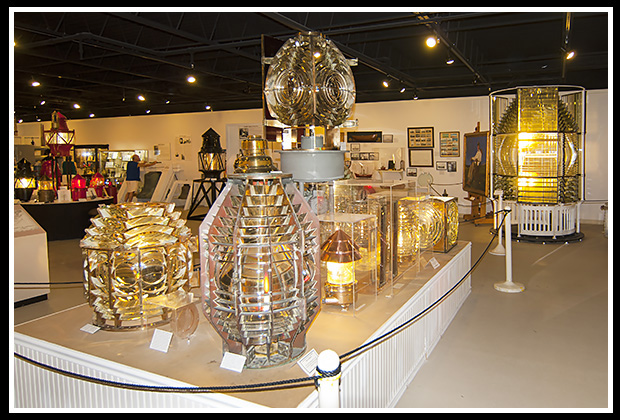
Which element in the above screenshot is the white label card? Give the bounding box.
[80,324,101,334]
[297,348,319,376]
[150,329,173,353]
[220,352,246,373]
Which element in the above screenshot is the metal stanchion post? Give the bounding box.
[316,349,341,408]
[494,206,525,293]
[490,190,506,256]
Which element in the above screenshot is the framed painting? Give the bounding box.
[408,149,434,167]
[407,127,434,148]
[463,131,490,196]
[439,131,460,157]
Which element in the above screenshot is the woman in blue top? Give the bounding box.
[123,154,159,202]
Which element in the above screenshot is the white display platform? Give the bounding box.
[13,204,50,304]
[14,242,471,409]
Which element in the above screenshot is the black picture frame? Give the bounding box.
[347,131,382,143]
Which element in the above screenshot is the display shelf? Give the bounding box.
[14,242,471,409]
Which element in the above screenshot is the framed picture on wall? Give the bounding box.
[347,131,382,143]
[409,149,434,167]
[407,127,434,148]
[439,131,460,157]
[463,131,490,196]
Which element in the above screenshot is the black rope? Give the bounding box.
[13,352,319,394]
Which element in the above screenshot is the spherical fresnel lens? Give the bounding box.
[264,31,356,128]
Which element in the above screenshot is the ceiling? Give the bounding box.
[12,9,609,123]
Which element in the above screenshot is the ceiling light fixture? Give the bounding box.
[425,36,438,48]
[137,94,146,101]
[73,103,81,109]
[566,50,576,60]
[187,75,196,83]
[446,57,455,65]
[382,80,390,88]
[30,80,40,87]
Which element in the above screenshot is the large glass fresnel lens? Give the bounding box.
[80,202,194,330]
[264,31,356,128]
[490,86,584,205]
[200,173,320,369]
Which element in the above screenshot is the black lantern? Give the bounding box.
[198,128,226,179]
[14,158,37,202]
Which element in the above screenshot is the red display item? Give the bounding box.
[71,174,87,201]
[90,172,105,197]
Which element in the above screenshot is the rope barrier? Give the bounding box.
[13,210,510,396]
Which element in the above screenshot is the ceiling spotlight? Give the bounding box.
[187,75,197,83]
[400,87,406,93]
[89,113,95,118]
[137,94,146,101]
[30,80,40,87]
[425,36,438,48]
[73,103,81,109]
[382,80,390,88]
[446,57,455,65]
[566,50,576,60]
[205,105,212,111]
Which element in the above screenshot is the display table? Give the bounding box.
[20,197,114,241]
[14,242,471,409]
[13,205,50,306]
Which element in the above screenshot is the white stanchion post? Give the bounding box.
[490,190,506,256]
[494,207,525,293]
[316,349,341,408]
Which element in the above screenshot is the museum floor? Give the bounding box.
[12,210,610,410]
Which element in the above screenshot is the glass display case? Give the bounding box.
[101,149,149,184]
[430,196,459,253]
[73,144,109,178]
[397,195,459,258]
[319,212,378,313]
[332,179,416,290]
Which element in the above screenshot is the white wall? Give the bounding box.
[15,90,609,222]
[346,95,489,207]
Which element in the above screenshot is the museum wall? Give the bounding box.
[14,89,608,222]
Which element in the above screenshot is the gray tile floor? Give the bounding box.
[13,212,610,410]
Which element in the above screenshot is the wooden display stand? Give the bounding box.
[463,193,494,225]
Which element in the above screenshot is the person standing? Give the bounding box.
[123,154,159,202]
